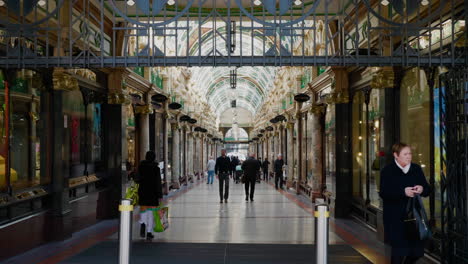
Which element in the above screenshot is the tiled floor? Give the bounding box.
[6,177,393,264]
[112,179,344,244]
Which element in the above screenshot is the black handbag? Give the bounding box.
[404,194,432,241]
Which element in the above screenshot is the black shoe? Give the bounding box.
[224,199,228,203]
[140,223,146,238]
[245,196,248,201]
[250,198,254,202]
[146,232,154,241]
[220,200,223,203]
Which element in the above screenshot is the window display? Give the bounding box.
[0,70,44,192]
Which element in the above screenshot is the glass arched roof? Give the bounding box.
[145,19,315,117]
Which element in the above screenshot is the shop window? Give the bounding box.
[63,89,104,178]
[125,104,136,172]
[400,68,432,217]
[351,88,385,209]
[352,92,366,200]
[433,83,444,229]
[0,70,44,193]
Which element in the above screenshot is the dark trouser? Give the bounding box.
[275,171,283,189]
[219,172,229,200]
[391,256,420,264]
[245,177,256,200]
[263,169,268,180]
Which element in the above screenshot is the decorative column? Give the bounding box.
[163,113,169,194]
[286,121,295,188]
[187,127,194,181]
[135,102,151,163]
[182,126,188,185]
[170,122,180,189]
[296,112,302,194]
[310,105,326,199]
[193,133,200,176]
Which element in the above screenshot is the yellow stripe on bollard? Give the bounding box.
[119,204,134,212]
[314,211,330,218]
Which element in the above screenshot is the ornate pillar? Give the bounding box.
[286,121,295,188]
[163,113,169,194]
[193,133,200,175]
[170,122,180,189]
[187,128,194,180]
[296,112,302,194]
[135,102,151,163]
[182,126,188,185]
[310,105,326,198]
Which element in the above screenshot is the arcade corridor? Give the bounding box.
[0,0,467,263]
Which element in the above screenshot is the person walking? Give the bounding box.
[380,143,430,264]
[242,153,261,202]
[274,154,284,189]
[262,158,270,181]
[137,151,163,240]
[215,149,231,203]
[207,156,216,184]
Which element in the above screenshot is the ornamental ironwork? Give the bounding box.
[0,0,465,67]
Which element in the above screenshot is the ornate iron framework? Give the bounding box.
[0,0,465,68]
[439,68,468,264]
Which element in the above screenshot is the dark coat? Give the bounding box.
[242,157,261,180]
[262,160,270,171]
[274,159,284,173]
[379,161,430,257]
[215,155,231,174]
[137,160,163,206]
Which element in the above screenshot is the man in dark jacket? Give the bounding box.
[262,158,270,181]
[274,154,284,189]
[242,153,261,202]
[215,149,231,203]
[137,151,163,240]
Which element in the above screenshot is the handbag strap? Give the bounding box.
[406,196,415,212]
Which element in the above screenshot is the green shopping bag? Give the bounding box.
[124,181,139,206]
[153,206,169,232]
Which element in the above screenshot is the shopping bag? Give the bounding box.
[124,181,139,206]
[404,195,431,241]
[153,206,169,232]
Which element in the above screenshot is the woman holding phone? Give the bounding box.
[380,143,430,264]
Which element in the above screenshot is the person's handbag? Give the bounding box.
[404,194,432,241]
[241,174,246,184]
[124,181,139,206]
[153,205,169,232]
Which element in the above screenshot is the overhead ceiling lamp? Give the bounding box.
[421,0,429,5]
[253,0,262,6]
[38,0,47,6]
[380,0,389,6]
[127,0,135,6]
[294,0,302,6]
[167,0,175,5]
[294,93,310,103]
[0,0,5,6]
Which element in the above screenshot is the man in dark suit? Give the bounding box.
[242,153,261,202]
[215,149,231,203]
[274,154,284,189]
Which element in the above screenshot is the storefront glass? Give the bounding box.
[0,70,43,192]
[351,88,385,208]
[125,104,136,172]
[400,68,432,215]
[63,89,104,178]
[352,91,366,200]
